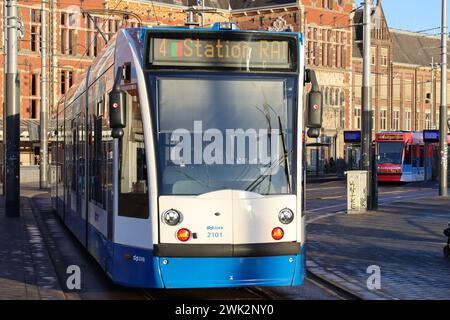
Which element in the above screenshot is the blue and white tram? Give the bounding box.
[50,22,323,288]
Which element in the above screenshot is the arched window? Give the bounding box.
[330,88,335,105]
[340,91,345,106]
[336,90,340,107]
[325,88,329,105]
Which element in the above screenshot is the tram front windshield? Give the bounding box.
[378,142,404,164]
[154,77,296,196]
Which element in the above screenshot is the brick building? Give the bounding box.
[352,0,450,135]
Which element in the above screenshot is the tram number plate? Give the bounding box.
[207,232,223,238]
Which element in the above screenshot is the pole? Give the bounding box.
[362,0,376,210]
[431,57,435,129]
[2,0,6,196]
[50,0,56,123]
[439,0,448,196]
[40,0,48,189]
[5,0,20,216]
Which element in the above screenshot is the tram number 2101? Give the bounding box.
[207,232,223,238]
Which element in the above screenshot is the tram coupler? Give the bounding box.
[444,223,450,258]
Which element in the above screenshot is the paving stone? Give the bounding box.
[307,196,450,300]
[0,189,65,300]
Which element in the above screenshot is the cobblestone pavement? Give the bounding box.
[0,187,65,300]
[307,196,450,300]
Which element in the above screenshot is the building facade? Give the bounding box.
[352,0,450,135]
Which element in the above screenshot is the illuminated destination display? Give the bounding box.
[149,35,295,70]
[377,134,404,141]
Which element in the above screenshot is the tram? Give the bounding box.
[50,23,322,288]
[376,132,434,182]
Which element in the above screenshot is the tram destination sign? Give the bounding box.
[147,33,296,71]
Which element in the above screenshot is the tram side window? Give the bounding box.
[71,119,77,191]
[118,92,149,219]
[404,145,411,165]
[412,145,418,167]
[90,98,105,208]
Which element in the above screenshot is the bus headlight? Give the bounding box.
[279,208,294,225]
[163,209,182,226]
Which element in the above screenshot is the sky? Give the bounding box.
[356,0,450,34]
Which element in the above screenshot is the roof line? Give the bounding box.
[390,28,442,39]
[230,3,299,14]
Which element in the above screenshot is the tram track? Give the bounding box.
[305,271,362,300]
[141,287,279,300]
[142,276,362,301]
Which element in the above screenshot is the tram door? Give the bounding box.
[65,118,74,223]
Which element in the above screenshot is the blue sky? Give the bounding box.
[355,0,450,34]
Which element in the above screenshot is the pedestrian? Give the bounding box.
[329,157,336,173]
[337,157,345,177]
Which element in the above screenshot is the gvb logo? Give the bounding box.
[366,265,381,290]
[66,265,81,290]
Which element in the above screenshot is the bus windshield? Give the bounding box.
[153,76,296,196]
[378,142,404,164]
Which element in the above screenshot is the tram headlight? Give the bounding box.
[162,209,182,226]
[278,208,294,225]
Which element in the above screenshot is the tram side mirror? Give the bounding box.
[447,117,450,130]
[109,65,127,139]
[305,69,323,133]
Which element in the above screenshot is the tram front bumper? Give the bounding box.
[158,247,305,288]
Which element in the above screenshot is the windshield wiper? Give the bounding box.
[245,116,292,194]
[278,116,292,193]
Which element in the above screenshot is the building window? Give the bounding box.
[393,110,400,130]
[380,110,387,131]
[31,9,41,23]
[355,107,361,130]
[93,34,98,57]
[31,100,38,119]
[425,112,431,129]
[30,9,41,52]
[322,0,333,10]
[31,26,38,52]
[60,11,76,56]
[31,74,38,96]
[61,71,66,94]
[68,71,73,88]
[416,111,421,131]
[60,70,74,95]
[340,106,345,129]
[405,110,411,131]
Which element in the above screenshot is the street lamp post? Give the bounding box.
[439,0,448,197]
